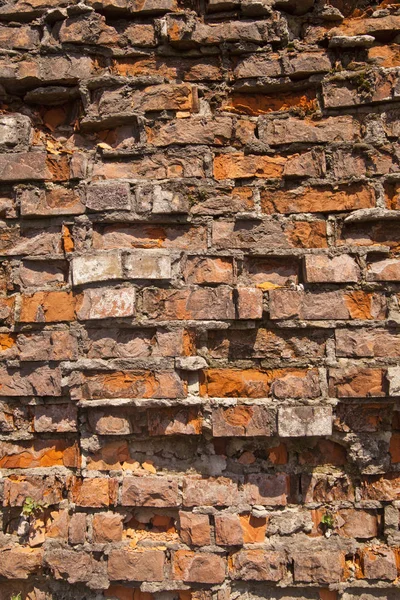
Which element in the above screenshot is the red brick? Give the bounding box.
[335,328,400,358]
[200,368,319,399]
[230,549,286,581]
[244,473,289,506]
[0,547,43,579]
[293,552,344,583]
[269,290,387,320]
[329,368,385,398]
[179,512,211,546]
[0,439,79,468]
[261,184,375,214]
[213,153,285,180]
[142,288,236,320]
[212,405,276,437]
[183,257,234,284]
[92,512,123,543]
[78,370,186,400]
[19,291,76,322]
[71,478,118,507]
[108,550,165,582]
[362,547,397,580]
[304,254,360,283]
[173,550,226,584]
[121,476,179,507]
[183,476,240,507]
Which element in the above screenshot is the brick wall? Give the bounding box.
[0,0,400,598]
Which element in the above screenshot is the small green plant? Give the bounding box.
[21,497,47,518]
[321,512,335,529]
[11,593,22,600]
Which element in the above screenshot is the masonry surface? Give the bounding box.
[0,0,400,599]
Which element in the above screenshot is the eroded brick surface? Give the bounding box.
[0,1,400,599]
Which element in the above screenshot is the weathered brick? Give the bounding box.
[72,252,123,285]
[148,406,202,436]
[212,219,328,250]
[278,406,332,437]
[0,547,43,579]
[124,250,171,280]
[367,258,400,281]
[183,257,234,284]
[212,405,276,437]
[0,364,61,396]
[3,475,64,506]
[261,184,375,214]
[148,117,232,147]
[213,153,285,180]
[76,287,135,319]
[34,404,78,432]
[0,331,78,361]
[142,288,236,320]
[329,368,385,398]
[86,181,131,211]
[360,474,400,501]
[269,290,387,320]
[244,473,289,506]
[173,550,226,584]
[93,224,207,251]
[20,186,84,216]
[92,512,123,543]
[78,370,185,400]
[121,476,179,507]
[362,547,397,580]
[0,439,79,468]
[230,550,286,581]
[0,152,52,181]
[183,476,240,507]
[200,368,319,399]
[293,552,344,583]
[337,509,379,539]
[71,477,117,507]
[19,291,76,322]
[336,328,400,358]
[259,116,360,145]
[179,512,211,546]
[108,550,165,581]
[304,254,360,283]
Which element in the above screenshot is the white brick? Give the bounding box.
[72,252,123,286]
[76,286,135,320]
[278,406,332,437]
[124,250,171,280]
